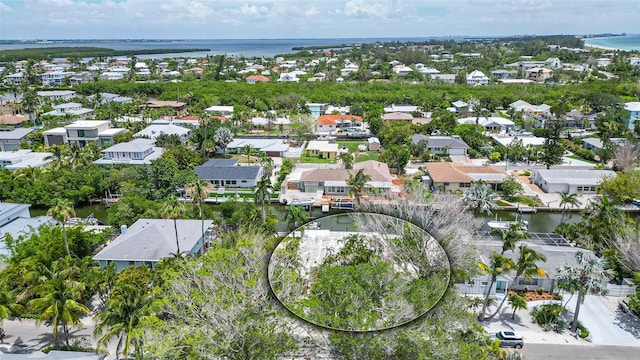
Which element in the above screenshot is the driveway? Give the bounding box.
[566,295,640,346]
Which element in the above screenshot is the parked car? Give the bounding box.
[489,330,524,349]
[347,131,369,138]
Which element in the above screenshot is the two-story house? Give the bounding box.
[93,138,163,166]
[42,102,94,119]
[0,128,34,151]
[36,90,76,101]
[624,102,640,130]
[43,120,128,147]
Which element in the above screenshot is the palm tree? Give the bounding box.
[462,180,499,215]
[558,192,580,224]
[189,179,209,250]
[259,152,275,177]
[346,169,371,207]
[242,145,254,165]
[254,176,273,222]
[94,266,154,360]
[284,205,307,231]
[508,293,527,320]
[478,252,516,321]
[27,259,90,346]
[486,244,547,320]
[161,195,186,256]
[339,152,354,169]
[0,286,24,326]
[47,199,75,257]
[556,251,614,332]
[498,222,528,254]
[44,145,68,170]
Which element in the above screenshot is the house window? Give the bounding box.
[77,130,85,137]
[518,278,539,286]
[230,180,237,185]
[241,180,247,183]
[213,180,219,185]
[443,182,450,187]
[481,281,489,287]
[460,183,471,188]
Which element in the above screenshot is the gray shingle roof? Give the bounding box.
[412,134,469,149]
[195,163,261,181]
[93,219,213,262]
[0,128,34,140]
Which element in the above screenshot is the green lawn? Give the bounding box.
[355,152,380,162]
[567,154,598,164]
[338,141,366,153]
[299,156,337,164]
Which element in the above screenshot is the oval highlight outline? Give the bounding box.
[267,212,451,332]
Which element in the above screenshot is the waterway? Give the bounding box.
[30,203,578,234]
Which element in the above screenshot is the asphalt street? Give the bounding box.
[522,344,640,360]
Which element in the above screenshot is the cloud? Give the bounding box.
[343,0,388,18]
[304,6,319,17]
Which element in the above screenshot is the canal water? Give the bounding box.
[31,203,580,234]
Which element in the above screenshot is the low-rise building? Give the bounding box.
[93,219,214,269]
[624,102,640,130]
[36,90,76,101]
[423,162,507,191]
[42,102,94,119]
[411,134,469,155]
[194,159,263,188]
[145,101,187,117]
[509,100,552,117]
[0,149,52,171]
[43,120,127,147]
[226,138,289,157]
[457,117,515,132]
[466,70,489,86]
[93,138,163,166]
[367,137,381,151]
[0,202,53,256]
[306,141,339,159]
[0,128,34,151]
[134,123,191,143]
[531,169,616,194]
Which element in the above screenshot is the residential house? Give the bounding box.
[525,67,553,82]
[419,67,440,76]
[509,100,552,117]
[250,116,291,130]
[246,75,270,84]
[316,114,362,134]
[383,104,419,114]
[0,115,29,127]
[563,109,597,129]
[306,141,338,159]
[43,120,127,147]
[184,67,204,75]
[382,112,414,122]
[43,102,94,119]
[596,58,612,67]
[0,128,34,151]
[0,150,53,171]
[451,100,470,114]
[457,117,515,132]
[194,159,263,188]
[93,138,163,166]
[393,65,413,76]
[580,137,627,153]
[624,102,640,130]
[4,72,25,86]
[367,137,381,151]
[226,138,289,157]
[36,90,76,101]
[0,202,53,257]
[531,169,616,194]
[69,71,94,85]
[491,69,516,80]
[423,162,508,191]
[411,134,469,155]
[292,160,394,197]
[277,73,300,83]
[458,240,599,297]
[630,57,640,66]
[39,71,75,86]
[93,219,214,269]
[430,74,456,84]
[204,105,234,116]
[307,103,328,118]
[145,101,187,117]
[134,123,191,143]
[466,70,490,86]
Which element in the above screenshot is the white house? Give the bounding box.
[457,117,515,132]
[0,150,53,171]
[42,102,94,119]
[0,202,53,256]
[93,138,163,166]
[531,169,616,194]
[134,123,191,143]
[277,73,300,83]
[43,120,127,147]
[226,138,290,157]
[37,90,76,101]
[0,128,34,151]
[39,71,75,86]
[411,134,469,155]
[466,70,489,86]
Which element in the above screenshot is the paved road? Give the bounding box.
[566,295,640,346]
[522,344,640,360]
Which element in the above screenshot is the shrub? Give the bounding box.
[577,322,589,338]
[467,148,478,158]
[522,170,531,176]
[532,304,568,331]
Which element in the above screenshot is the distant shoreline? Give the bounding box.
[583,34,640,52]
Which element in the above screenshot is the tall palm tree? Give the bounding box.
[44,145,68,170]
[498,222,529,254]
[161,195,186,256]
[462,180,499,215]
[556,251,614,332]
[0,285,24,325]
[346,169,371,207]
[94,266,154,360]
[259,152,274,177]
[242,145,254,165]
[478,252,515,321]
[558,192,580,224]
[254,176,273,222]
[486,244,547,320]
[47,199,75,257]
[27,259,90,346]
[189,180,209,250]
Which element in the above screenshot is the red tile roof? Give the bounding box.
[247,75,270,82]
[317,114,362,126]
[0,115,29,125]
[181,116,199,120]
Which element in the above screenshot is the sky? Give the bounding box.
[0,0,638,40]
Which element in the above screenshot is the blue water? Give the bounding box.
[584,34,640,51]
[0,37,458,59]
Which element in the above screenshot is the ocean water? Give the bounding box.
[583,34,640,51]
[0,37,456,59]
